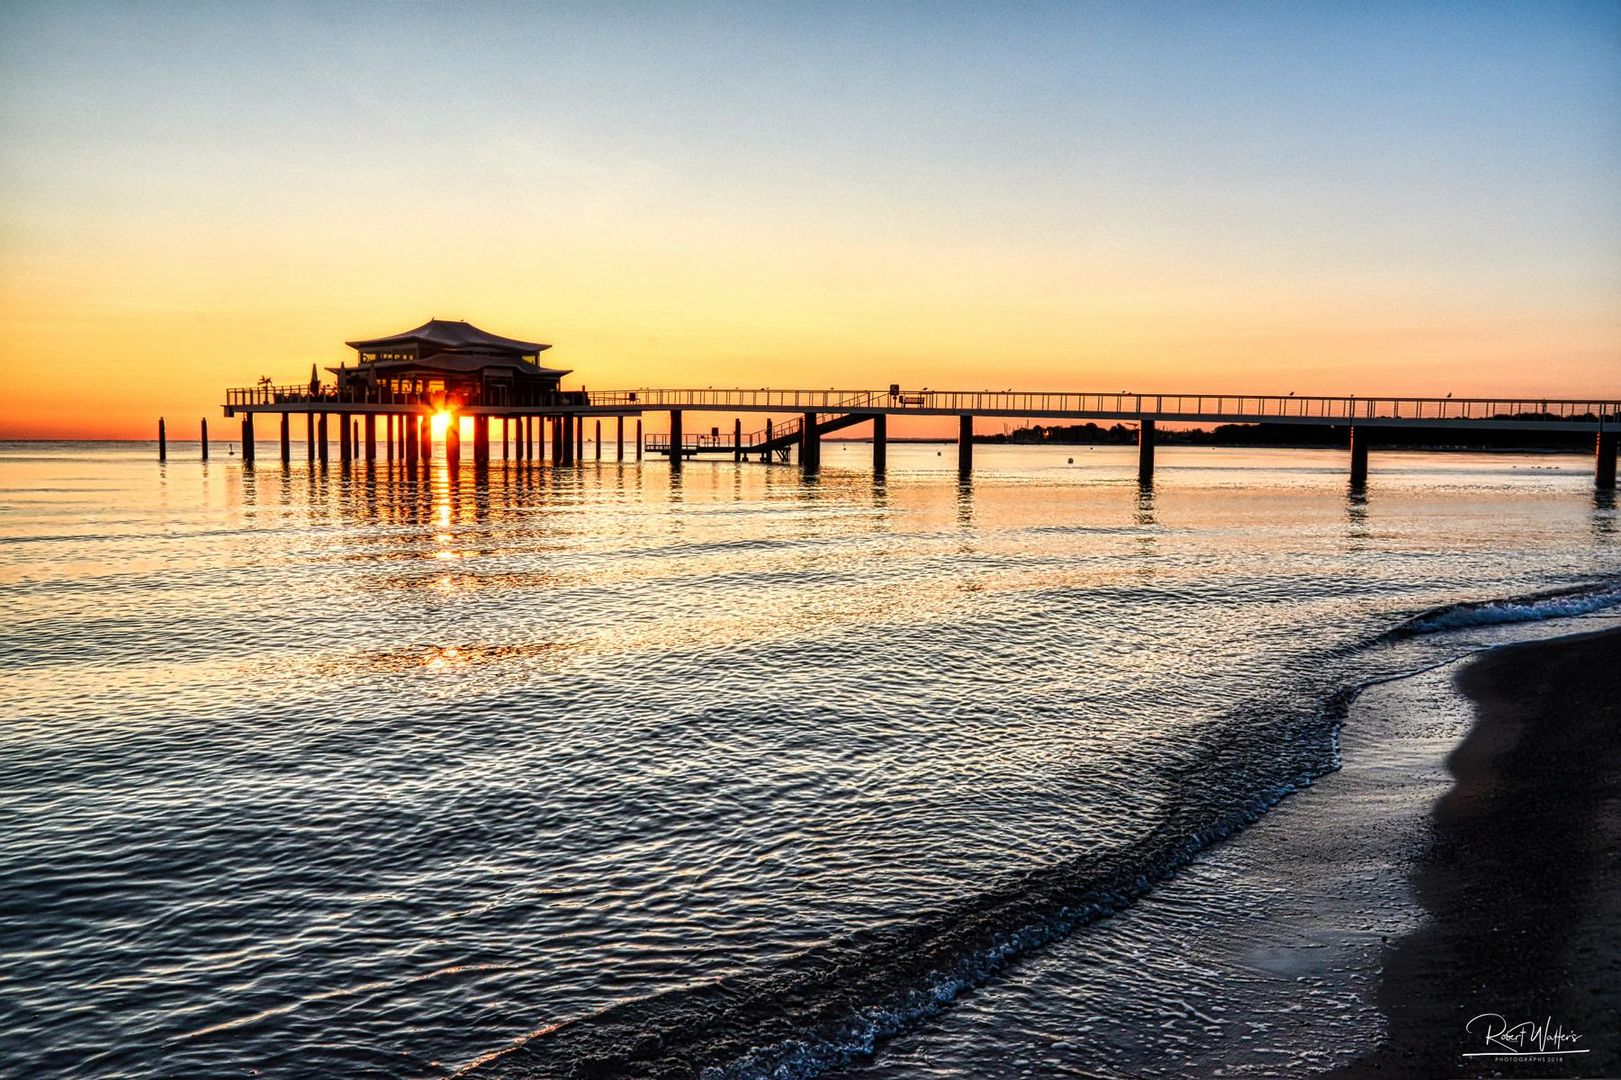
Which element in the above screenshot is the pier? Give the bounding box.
[217,322,1621,489]
[226,382,1621,489]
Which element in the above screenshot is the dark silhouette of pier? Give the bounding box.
[219,384,1620,490]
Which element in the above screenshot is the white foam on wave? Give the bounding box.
[1392,582,1621,638]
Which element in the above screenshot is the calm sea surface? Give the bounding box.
[1,440,1617,1078]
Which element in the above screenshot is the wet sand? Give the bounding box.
[1343,628,1621,1077]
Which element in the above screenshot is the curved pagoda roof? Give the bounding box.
[346,319,552,356]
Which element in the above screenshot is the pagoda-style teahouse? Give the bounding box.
[224,319,641,467]
[341,319,568,407]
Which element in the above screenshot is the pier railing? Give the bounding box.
[226,383,1621,427]
[225,384,592,409]
[588,389,1620,424]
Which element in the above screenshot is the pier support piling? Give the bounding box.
[420,415,432,463]
[1350,427,1370,488]
[339,415,351,463]
[617,416,625,462]
[1137,419,1155,485]
[474,417,489,466]
[240,415,254,464]
[636,419,643,461]
[958,414,973,479]
[364,415,376,462]
[1598,431,1618,490]
[669,410,684,472]
[873,414,887,475]
[158,418,166,461]
[387,416,395,462]
[734,418,743,462]
[405,416,419,466]
[279,414,290,465]
[318,414,329,465]
[307,413,316,462]
[200,418,208,461]
[595,420,602,461]
[446,418,461,468]
[801,411,819,472]
[575,414,584,463]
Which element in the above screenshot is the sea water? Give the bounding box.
[1,441,1616,1077]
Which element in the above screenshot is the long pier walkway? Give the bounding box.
[222,386,1621,489]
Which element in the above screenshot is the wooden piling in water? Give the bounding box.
[617,416,625,462]
[158,418,166,461]
[1598,430,1617,490]
[958,413,973,479]
[1137,418,1155,485]
[595,420,602,460]
[200,418,209,461]
[318,414,329,465]
[669,410,684,472]
[279,414,290,465]
[241,414,254,464]
[734,418,742,462]
[364,415,376,462]
[872,413,886,475]
[1350,426,1370,488]
[307,413,316,462]
[801,411,819,472]
[575,414,584,462]
[636,419,643,461]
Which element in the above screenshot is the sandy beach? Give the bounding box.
[1342,628,1621,1077]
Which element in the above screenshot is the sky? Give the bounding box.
[1,1,1618,438]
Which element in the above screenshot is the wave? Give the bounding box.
[1378,579,1621,641]
[468,688,1357,1080]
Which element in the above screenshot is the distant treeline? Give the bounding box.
[976,422,1595,451]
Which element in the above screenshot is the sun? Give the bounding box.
[430,411,452,438]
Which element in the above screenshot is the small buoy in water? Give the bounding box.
[1067,457,1074,464]
[936,451,942,456]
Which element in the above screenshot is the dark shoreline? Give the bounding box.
[1337,628,1621,1077]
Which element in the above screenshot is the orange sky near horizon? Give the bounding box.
[2,4,1618,440]
[4,212,1618,440]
